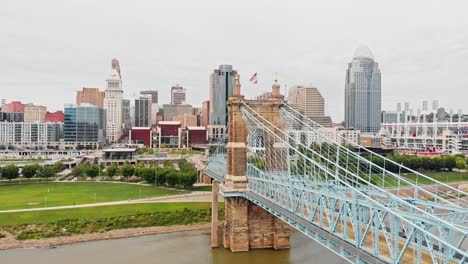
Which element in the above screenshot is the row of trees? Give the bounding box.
[368,153,467,173]
[0,162,66,181]
[70,159,198,189]
[139,159,197,189]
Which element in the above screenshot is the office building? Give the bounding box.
[0,112,24,122]
[44,111,64,123]
[288,85,332,127]
[140,90,159,125]
[76,87,105,108]
[134,95,152,127]
[173,114,197,128]
[171,85,186,105]
[2,101,25,113]
[161,104,192,122]
[64,104,106,146]
[140,90,158,104]
[103,59,123,142]
[210,65,237,125]
[201,101,210,126]
[24,105,47,123]
[345,45,382,133]
[122,99,132,131]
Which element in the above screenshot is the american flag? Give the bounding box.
[249,73,258,84]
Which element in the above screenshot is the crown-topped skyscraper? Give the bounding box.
[104,58,124,142]
[344,45,381,133]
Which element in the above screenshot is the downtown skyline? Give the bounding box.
[1,0,468,122]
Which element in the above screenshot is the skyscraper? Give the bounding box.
[171,85,186,105]
[287,85,332,127]
[103,59,123,142]
[122,99,131,131]
[140,90,159,125]
[344,46,381,133]
[210,65,237,125]
[134,95,152,127]
[140,90,158,104]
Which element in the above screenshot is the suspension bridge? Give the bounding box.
[198,86,468,264]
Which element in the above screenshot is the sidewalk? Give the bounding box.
[0,191,215,214]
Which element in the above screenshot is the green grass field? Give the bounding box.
[0,202,217,226]
[0,182,185,210]
[370,171,468,188]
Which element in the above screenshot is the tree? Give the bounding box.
[85,165,100,179]
[140,167,155,183]
[106,164,118,177]
[156,167,168,186]
[51,162,65,173]
[1,164,19,181]
[442,155,456,171]
[456,157,466,171]
[22,164,39,180]
[38,166,55,181]
[120,163,135,178]
[166,171,178,187]
[432,157,443,171]
[72,165,85,177]
[421,157,434,171]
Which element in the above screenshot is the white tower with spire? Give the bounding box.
[104,59,123,143]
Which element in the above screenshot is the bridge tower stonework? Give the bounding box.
[213,75,290,252]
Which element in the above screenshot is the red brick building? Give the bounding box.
[186,126,207,145]
[129,127,152,147]
[2,101,25,113]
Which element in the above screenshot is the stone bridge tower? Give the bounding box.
[211,74,290,252]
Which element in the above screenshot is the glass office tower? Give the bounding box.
[64,104,106,143]
[344,45,382,133]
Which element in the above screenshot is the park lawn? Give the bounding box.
[370,171,468,188]
[0,202,219,226]
[0,182,185,210]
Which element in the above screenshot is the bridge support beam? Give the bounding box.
[222,196,290,252]
[211,181,219,248]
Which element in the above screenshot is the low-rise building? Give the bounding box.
[64,104,106,149]
[129,127,152,147]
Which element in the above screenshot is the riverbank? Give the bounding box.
[0,223,210,251]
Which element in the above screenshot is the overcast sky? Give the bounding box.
[1,0,468,121]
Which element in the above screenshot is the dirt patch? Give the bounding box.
[0,224,210,251]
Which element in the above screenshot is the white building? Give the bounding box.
[286,127,361,147]
[104,59,123,143]
[0,122,62,148]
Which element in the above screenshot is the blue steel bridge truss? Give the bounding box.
[201,101,468,264]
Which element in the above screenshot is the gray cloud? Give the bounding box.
[1,0,467,121]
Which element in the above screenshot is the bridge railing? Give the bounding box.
[240,101,468,263]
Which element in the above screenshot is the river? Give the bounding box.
[0,230,346,264]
